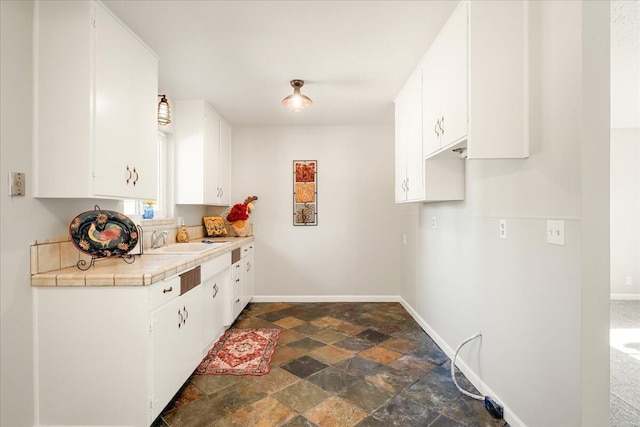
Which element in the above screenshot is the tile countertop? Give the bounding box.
[31,236,254,287]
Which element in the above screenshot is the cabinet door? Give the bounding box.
[203,105,221,204]
[93,2,158,199]
[422,44,442,157]
[218,119,232,206]
[394,92,408,202]
[404,68,424,202]
[151,296,190,420]
[439,2,468,149]
[202,270,229,353]
[241,245,254,308]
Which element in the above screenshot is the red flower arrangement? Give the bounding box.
[227,203,249,222]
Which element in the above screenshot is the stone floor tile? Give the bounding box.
[274,316,306,329]
[311,328,349,344]
[279,329,306,345]
[162,395,230,427]
[304,396,368,427]
[287,337,326,353]
[191,374,243,396]
[335,356,384,377]
[233,316,280,330]
[333,321,367,336]
[412,340,450,366]
[354,416,389,427]
[310,316,343,329]
[364,365,418,393]
[358,345,403,365]
[334,336,374,352]
[371,394,439,426]
[208,382,267,414]
[444,396,507,427]
[292,322,324,335]
[238,367,299,394]
[429,414,467,427]
[257,310,290,322]
[388,354,436,377]
[380,337,420,354]
[437,361,480,394]
[281,355,328,379]
[401,369,461,410]
[279,415,319,427]
[271,346,305,366]
[340,379,394,413]
[307,366,359,394]
[212,415,245,427]
[163,382,206,412]
[229,396,295,427]
[272,380,332,413]
[354,329,391,345]
[311,344,355,364]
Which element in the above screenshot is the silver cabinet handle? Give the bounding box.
[246,262,251,272]
[126,165,132,185]
[183,306,188,322]
[220,188,223,198]
[178,309,183,328]
[405,178,409,192]
[435,119,440,137]
[439,116,444,135]
[213,283,219,299]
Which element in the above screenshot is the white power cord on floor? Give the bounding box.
[450,331,504,419]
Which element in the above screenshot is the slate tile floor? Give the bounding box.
[153,302,509,427]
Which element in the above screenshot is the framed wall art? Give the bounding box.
[293,160,317,226]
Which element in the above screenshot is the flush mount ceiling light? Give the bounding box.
[282,79,312,112]
[157,95,171,125]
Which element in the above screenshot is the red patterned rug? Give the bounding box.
[196,328,281,376]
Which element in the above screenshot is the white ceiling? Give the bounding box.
[102,0,458,126]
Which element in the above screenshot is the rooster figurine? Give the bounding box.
[87,222,122,248]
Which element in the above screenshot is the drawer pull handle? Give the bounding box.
[213,284,219,299]
[132,167,139,186]
[162,287,173,294]
[125,165,132,185]
[178,310,183,328]
[246,262,251,272]
[236,278,240,283]
[183,306,188,323]
[235,298,240,303]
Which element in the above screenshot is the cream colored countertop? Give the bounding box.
[31,236,254,287]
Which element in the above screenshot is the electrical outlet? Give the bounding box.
[626,276,633,286]
[9,172,25,196]
[431,217,437,229]
[546,220,565,245]
[499,219,507,239]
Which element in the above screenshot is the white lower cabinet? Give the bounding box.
[33,250,240,427]
[151,279,202,421]
[241,243,255,308]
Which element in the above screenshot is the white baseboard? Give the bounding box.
[251,295,401,303]
[610,293,640,300]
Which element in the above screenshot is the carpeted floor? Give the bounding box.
[610,300,640,427]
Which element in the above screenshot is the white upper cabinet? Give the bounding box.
[175,100,232,206]
[395,67,424,203]
[422,3,468,157]
[33,1,159,199]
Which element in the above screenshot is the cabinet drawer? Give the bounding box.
[241,244,254,258]
[201,252,231,281]
[231,260,242,279]
[231,294,243,320]
[232,274,242,298]
[150,276,180,310]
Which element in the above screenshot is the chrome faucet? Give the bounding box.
[151,230,168,249]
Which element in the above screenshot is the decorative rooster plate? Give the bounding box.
[69,209,138,258]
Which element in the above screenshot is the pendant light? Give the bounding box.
[282,80,312,112]
[157,95,171,125]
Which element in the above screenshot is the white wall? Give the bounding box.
[231,126,404,299]
[401,2,610,426]
[0,3,123,425]
[610,128,640,297]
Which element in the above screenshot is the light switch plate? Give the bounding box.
[9,172,25,196]
[546,220,565,245]
[499,219,507,239]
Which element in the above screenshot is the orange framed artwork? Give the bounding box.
[293,160,317,226]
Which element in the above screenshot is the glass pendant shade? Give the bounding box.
[282,80,312,111]
[157,95,171,125]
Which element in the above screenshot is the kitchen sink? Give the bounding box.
[146,241,230,255]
